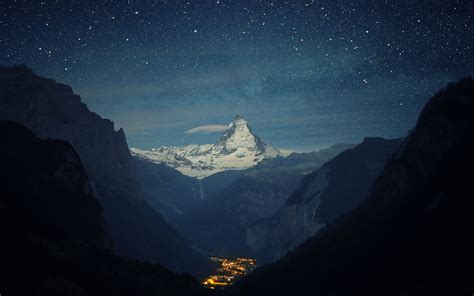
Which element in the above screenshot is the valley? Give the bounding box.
[0,66,472,295]
[132,115,355,260]
[2,1,473,295]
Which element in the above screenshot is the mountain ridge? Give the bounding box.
[247,137,403,263]
[173,142,354,257]
[236,76,474,295]
[131,115,280,178]
[0,65,211,276]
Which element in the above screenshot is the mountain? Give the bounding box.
[254,143,355,171]
[0,65,210,276]
[247,137,402,263]
[236,77,474,295]
[0,121,108,250]
[175,143,353,257]
[131,119,353,242]
[134,157,202,224]
[0,121,208,296]
[131,115,281,179]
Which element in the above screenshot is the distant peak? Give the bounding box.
[234,114,245,122]
[225,115,251,135]
[231,115,248,130]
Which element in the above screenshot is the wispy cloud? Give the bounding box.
[185,125,228,134]
[78,64,259,100]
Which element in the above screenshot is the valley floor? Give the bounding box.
[202,257,257,290]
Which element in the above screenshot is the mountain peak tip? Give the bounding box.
[234,114,245,121]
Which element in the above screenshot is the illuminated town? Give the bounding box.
[202,257,257,289]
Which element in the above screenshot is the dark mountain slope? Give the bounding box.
[0,121,208,296]
[0,65,210,276]
[134,157,201,224]
[236,77,474,295]
[200,169,247,200]
[177,144,353,257]
[0,120,107,250]
[247,137,402,263]
[255,143,354,171]
[180,172,302,257]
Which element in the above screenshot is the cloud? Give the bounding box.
[78,64,258,99]
[185,125,228,134]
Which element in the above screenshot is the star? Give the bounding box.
[0,0,471,150]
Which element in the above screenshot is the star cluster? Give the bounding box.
[1,0,472,150]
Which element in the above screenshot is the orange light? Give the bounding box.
[202,256,257,289]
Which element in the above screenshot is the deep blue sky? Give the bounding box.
[1,1,472,151]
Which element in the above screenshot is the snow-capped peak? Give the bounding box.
[211,115,278,157]
[131,115,281,179]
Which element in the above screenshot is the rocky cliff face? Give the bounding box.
[0,65,210,276]
[247,137,402,263]
[0,66,139,202]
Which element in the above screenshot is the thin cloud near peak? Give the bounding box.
[185,124,228,134]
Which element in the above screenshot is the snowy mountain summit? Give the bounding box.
[131,115,281,178]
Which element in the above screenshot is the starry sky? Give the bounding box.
[1,1,473,151]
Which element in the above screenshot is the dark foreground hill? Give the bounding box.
[235,77,474,295]
[0,121,208,296]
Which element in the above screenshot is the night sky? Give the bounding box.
[1,1,472,151]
